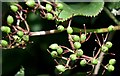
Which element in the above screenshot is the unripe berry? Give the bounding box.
[108,25,114,32]
[101,45,108,53]
[56,65,66,72]
[57,25,64,31]
[74,42,81,49]
[80,34,86,42]
[76,49,83,56]
[70,54,77,61]
[67,26,73,34]
[105,41,112,48]
[57,3,63,10]
[1,26,11,33]
[107,65,115,72]
[1,40,8,47]
[46,13,53,20]
[91,58,98,65]
[80,59,87,66]
[45,4,52,12]
[7,15,14,25]
[13,35,21,42]
[10,5,18,12]
[26,0,35,7]
[23,35,29,42]
[49,43,59,50]
[51,51,58,58]
[109,59,116,65]
[72,35,80,42]
[17,31,24,37]
[57,47,63,55]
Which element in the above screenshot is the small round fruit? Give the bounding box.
[80,34,86,42]
[51,51,58,58]
[57,25,64,31]
[70,54,77,61]
[74,42,81,49]
[57,3,63,10]
[91,58,98,65]
[13,35,21,42]
[1,40,8,47]
[56,65,66,72]
[7,15,14,25]
[17,31,24,37]
[105,41,112,48]
[80,59,87,66]
[26,0,35,7]
[107,65,115,72]
[10,5,18,12]
[72,35,80,42]
[109,59,116,65]
[67,26,73,34]
[57,47,63,54]
[46,13,53,20]
[101,45,108,53]
[108,25,114,32]
[49,43,59,50]
[1,26,11,33]
[23,35,29,42]
[76,49,83,56]
[45,4,52,12]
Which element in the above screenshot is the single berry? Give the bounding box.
[17,31,24,37]
[101,45,108,53]
[108,25,114,32]
[13,35,21,42]
[26,0,35,7]
[91,58,98,65]
[57,3,63,10]
[57,25,64,31]
[49,43,59,50]
[67,26,73,34]
[105,41,112,48]
[76,49,83,56]
[7,15,14,25]
[10,5,18,12]
[80,34,86,42]
[109,59,116,65]
[23,35,29,42]
[72,35,80,42]
[1,40,8,47]
[107,65,115,72]
[46,13,53,20]
[56,65,66,72]
[74,42,81,49]
[45,4,52,12]
[51,51,58,58]
[1,26,11,33]
[70,54,77,61]
[57,47,63,55]
[80,59,87,66]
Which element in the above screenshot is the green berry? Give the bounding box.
[107,65,115,72]
[76,49,83,56]
[74,42,81,49]
[72,35,80,42]
[80,34,86,42]
[70,54,77,61]
[26,0,35,7]
[80,59,87,66]
[1,40,8,47]
[10,5,18,12]
[17,31,24,37]
[91,58,98,65]
[105,41,112,48]
[23,35,29,42]
[57,47,63,55]
[1,26,11,33]
[51,51,58,58]
[46,13,53,20]
[57,3,63,10]
[101,45,108,53]
[67,26,73,34]
[45,4,52,12]
[49,43,59,50]
[57,25,64,31]
[108,25,114,32]
[56,65,66,72]
[109,59,116,65]
[7,15,14,25]
[13,35,21,42]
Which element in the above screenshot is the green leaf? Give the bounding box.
[107,1,120,10]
